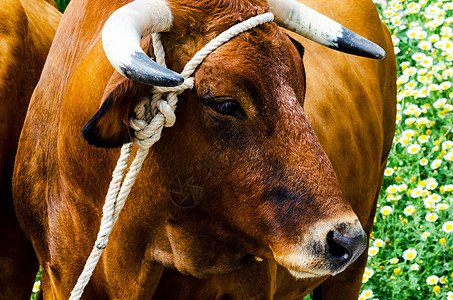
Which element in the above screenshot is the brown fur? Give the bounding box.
[0,0,60,298]
[12,0,395,299]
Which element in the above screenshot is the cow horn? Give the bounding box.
[102,0,184,86]
[268,0,386,59]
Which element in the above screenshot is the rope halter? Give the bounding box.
[69,12,274,300]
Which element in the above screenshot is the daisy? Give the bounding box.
[445,151,453,161]
[426,178,438,190]
[389,258,399,264]
[402,248,417,261]
[431,159,442,169]
[420,157,429,165]
[384,167,394,176]
[380,206,393,216]
[360,289,374,299]
[442,221,453,233]
[373,239,385,248]
[368,246,379,256]
[425,212,439,222]
[442,141,453,150]
[436,203,449,211]
[411,187,424,198]
[421,231,431,240]
[403,205,416,216]
[407,144,421,154]
[426,275,439,285]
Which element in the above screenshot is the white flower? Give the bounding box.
[418,40,433,50]
[389,258,399,264]
[426,178,438,190]
[446,292,453,300]
[402,248,417,261]
[410,263,419,271]
[360,289,374,299]
[32,281,41,293]
[444,152,453,161]
[420,56,433,68]
[373,239,385,248]
[384,167,394,176]
[380,206,393,216]
[402,129,416,138]
[424,198,435,208]
[442,221,453,233]
[421,231,431,240]
[362,267,374,283]
[386,184,399,194]
[436,203,449,211]
[407,144,421,154]
[433,98,447,108]
[398,183,407,192]
[428,193,442,203]
[403,205,416,216]
[403,66,418,76]
[440,81,452,90]
[368,246,379,256]
[425,213,439,222]
[407,29,427,40]
[442,141,453,150]
[417,134,430,143]
[426,275,439,285]
[425,18,445,29]
[405,117,416,125]
[387,194,401,202]
[431,159,442,169]
[420,158,429,165]
[411,187,424,198]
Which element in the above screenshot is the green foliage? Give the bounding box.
[361,0,453,299]
[55,0,70,12]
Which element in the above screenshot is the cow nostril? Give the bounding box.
[326,231,351,261]
[326,229,367,270]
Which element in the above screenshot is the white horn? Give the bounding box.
[268,0,386,59]
[102,0,184,86]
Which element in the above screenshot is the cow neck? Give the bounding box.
[70,12,274,300]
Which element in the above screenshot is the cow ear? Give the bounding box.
[82,36,154,148]
[81,73,148,148]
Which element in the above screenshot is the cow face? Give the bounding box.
[82,1,366,279]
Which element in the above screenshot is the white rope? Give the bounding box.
[69,12,273,299]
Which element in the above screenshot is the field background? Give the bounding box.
[32,0,452,299]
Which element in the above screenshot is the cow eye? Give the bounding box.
[204,98,247,120]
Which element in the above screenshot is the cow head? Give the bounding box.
[82,0,383,279]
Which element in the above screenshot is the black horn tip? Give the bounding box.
[332,27,386,59]
[120,52,184,87]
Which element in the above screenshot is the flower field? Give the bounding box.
[359,0,453,299]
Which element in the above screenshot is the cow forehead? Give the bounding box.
[192,26,305,105]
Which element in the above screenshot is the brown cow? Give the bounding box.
[0,0,60,298]
[13,0,395,299]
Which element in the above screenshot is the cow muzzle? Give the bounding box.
[272,218,367,279]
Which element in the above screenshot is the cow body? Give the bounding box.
[13,0,395,299]
[0,0,60,298]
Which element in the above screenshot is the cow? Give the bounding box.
[0,0,60,298]
[12,0,396,299]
